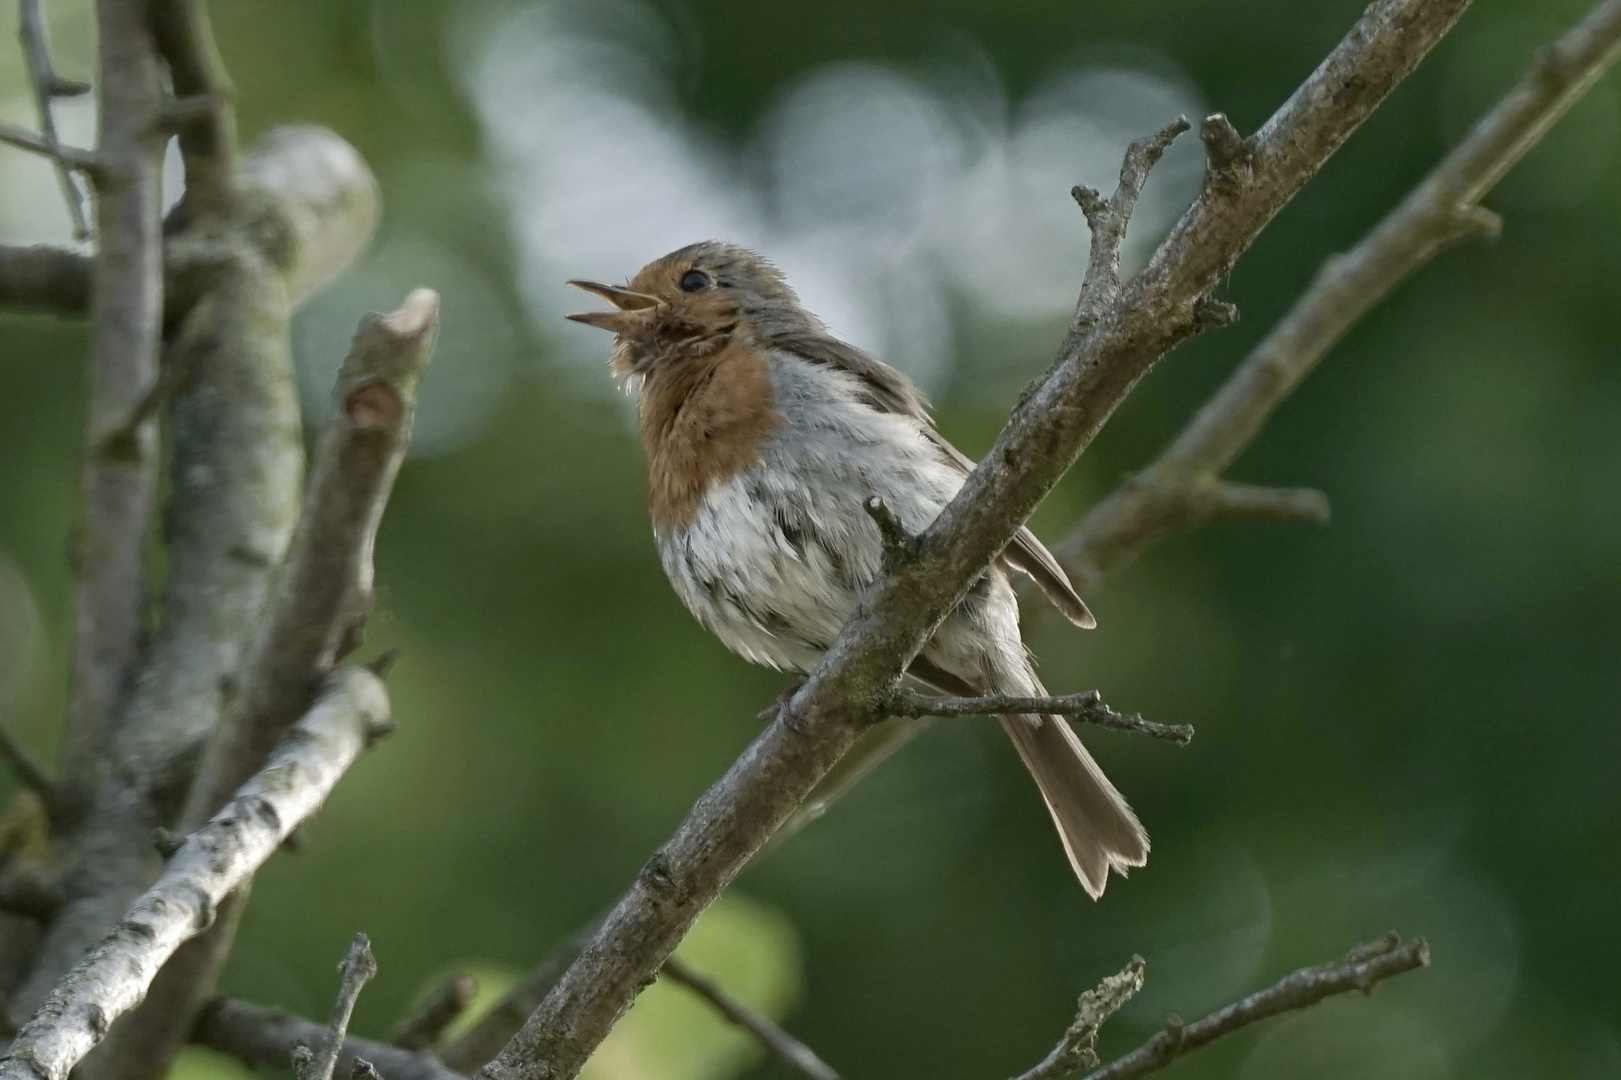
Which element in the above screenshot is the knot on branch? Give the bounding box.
[1200,113,1253,191]
[863,496,918,570]
[1192,297,1240,331]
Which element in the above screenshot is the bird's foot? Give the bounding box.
[758,675,808,723]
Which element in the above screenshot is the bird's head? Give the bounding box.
[567,241,820,383]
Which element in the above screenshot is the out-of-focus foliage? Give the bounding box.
[2,0,1619,1077]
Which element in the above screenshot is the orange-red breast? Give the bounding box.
[569,241,1146,897]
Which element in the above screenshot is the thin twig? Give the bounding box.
[194,997,462,1080]
[1077,935,1429,1080]
[1010,957,1145,1080]
[0,668,394,1080]
[299,935,379,1080]
[661,956,841,1080]
[885,689,1193,744]
[391,973,478,1052]
[1058,0,1621,591]
[476,5,1472,1079]
[17,0,93,236]
[0,121,98,173]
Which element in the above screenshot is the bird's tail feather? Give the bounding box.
[998,703,1147,898]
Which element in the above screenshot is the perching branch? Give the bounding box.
[884,689,1194,745]
[297,935,379,1080]
[194,996,465,1080]
[17,0,93,235]
[1076,935,1429,1080]
[391,974,479,1052]
[660,956,842,1080]
[475,4,1472,1079]
[1058,0,1621,591]
[0,667,394,1080]
[1010,956,1145,1080]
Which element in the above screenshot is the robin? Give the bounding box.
[568,241,1147,897]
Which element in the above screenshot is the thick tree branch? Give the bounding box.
[77,286,433,1080]
[10,127,382,1039]
[194,996,465,1080]
[1075,935,1429,1080]
[884,689,1194,744]
[391,974,478,1052]
[56,0,168,823]
[660,956,842,1080]
[0,667,393,1080]
[1058,0,1621,590]
[1010,957,1145,1080]
[298,935,378,1080]
[17,0,93,235]
[183,285,438,827]
[0,246,91,315]
[475,4,1471,1079]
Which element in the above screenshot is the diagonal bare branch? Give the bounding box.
[660,957,842,1080]
[1076,935,1428,1080]
[0,667,394,1080]
[194,996,465,1080]
[1058,0,1621,591]
[391,974,478,1052]
[474,4,1473,1079]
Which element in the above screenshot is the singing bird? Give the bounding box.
[568,241,1147,897]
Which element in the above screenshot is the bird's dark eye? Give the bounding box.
[679,269,711,292]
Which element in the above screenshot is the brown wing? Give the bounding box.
[771,332,1095,629]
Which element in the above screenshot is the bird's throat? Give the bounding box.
[639,340,783,532]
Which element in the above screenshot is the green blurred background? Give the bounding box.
[3,0,1620,1077]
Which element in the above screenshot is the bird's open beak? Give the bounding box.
[565,280,662,333]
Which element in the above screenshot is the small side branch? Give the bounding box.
[1070,117,1191,333]
[1010,957,1145,1080]
[885,689,1193,745]
[0,668,393,1080]
[17,0,93,235]
[194,997,463,1080]
[390,973,478,1052]
[660,956,842,1080]
[147,0,237,213]
[297,935,378,1080]
[1077,935,1429,1080]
